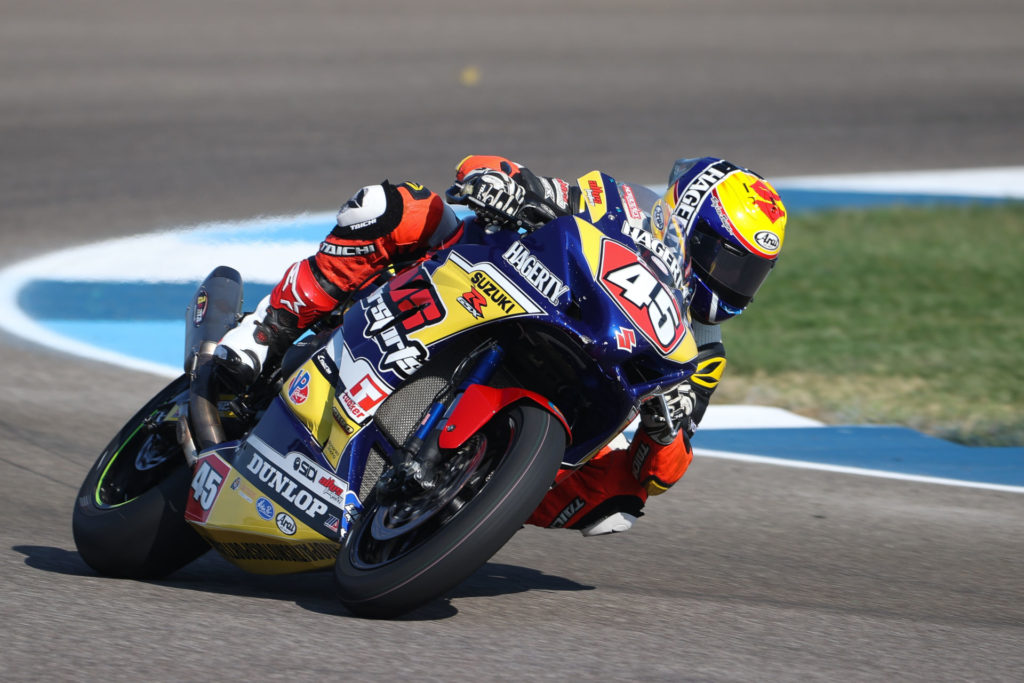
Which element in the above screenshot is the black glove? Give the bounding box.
[452,169,526,228]
[639,383,697,445]
[514,167,571,230]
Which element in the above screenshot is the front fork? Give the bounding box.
[376,344,505,500]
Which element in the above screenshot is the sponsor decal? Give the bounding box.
[188,457,230,521]
[345,218,377,231]
[539,177,555,201]
[631,440,651,479]
[671,160,738,230]
[324,441,342,470]
[710,194,735,232]
[335,184,388,234]
[652,201,666,233]
[332,342,393,423]
[340,372,388,422]
[245,451,331,520]
[208,539,338,563]
[615,326,637,352]
[291,455,317,482]
[620,222,686,288]
[439,253,541,321]
[250,436,349,512]
[755,230,780,251]
[386,268,448,331]
[551,497,586,528]
[275,512,297,536]
[619,185,644,225]
[501,242,569,305]
[331,404,355,434]
[275,262,310,318]
[456,287,488,318]
[287,370,310,405]
[324,515,341,534]
[318,475,347,506]
[193,288,208,326]
[553,178,571,209]
[362,269,445,378]
[585,179,604,206]
[312,349,339,385]
[319,242,377,257]
[230,476,254,504]
[598,239,686,355]
[468,272,520,314]
[256,497,275,520]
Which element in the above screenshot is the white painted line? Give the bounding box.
[5,220,326,283]
[774,165,1024,198]
[698,405,824,429]
[694,447,1024,494]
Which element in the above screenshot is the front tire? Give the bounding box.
[72,375,209,579]
[335,403,565,618]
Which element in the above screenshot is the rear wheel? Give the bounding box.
[72,375,209,579]
[334,403,565,618]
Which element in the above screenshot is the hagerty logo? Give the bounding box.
[671,160,738,230]
[501,242,569,305]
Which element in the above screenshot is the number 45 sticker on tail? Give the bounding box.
[185,454,231,524]
[598,239,687,355]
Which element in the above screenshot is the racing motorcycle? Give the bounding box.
[72,171,698,618]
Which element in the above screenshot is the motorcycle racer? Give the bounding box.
[214,154,786,536]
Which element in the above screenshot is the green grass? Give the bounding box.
[714,201,1024,446]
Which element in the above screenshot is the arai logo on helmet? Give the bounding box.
[754,230,780,252]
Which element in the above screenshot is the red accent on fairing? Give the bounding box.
[184,454,231,525]
[437,384,571,450]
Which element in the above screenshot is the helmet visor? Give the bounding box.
[690,219,776,308]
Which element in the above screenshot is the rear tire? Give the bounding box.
[335,403,564,618]
[72,375,209,579]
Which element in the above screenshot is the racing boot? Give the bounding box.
[526,422,694,536]
[213,294,278,389]
[526,446,648,537]
[213,258,340,390]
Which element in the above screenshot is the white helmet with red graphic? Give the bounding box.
[651,157,787,324]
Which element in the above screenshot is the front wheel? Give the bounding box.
[335,403,565,618]
[72,375,210,579]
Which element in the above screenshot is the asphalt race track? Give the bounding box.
[2,2,1022,680]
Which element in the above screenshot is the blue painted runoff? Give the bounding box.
[692,427,1024,486]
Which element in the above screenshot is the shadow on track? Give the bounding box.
[14,545,593,620]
